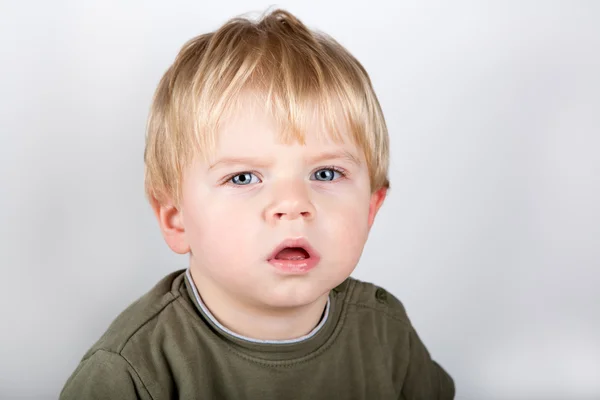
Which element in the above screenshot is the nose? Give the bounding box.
[264,180,316,223]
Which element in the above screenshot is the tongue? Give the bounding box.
[275,247,309,260]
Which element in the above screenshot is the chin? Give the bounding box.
[262,293,322,309]
[255,276,340,309]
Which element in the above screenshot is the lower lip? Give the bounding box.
[268,257,319,274]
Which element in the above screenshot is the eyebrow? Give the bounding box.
[307,150,362,167]
[208,157,273,171]
[208,150,362,171]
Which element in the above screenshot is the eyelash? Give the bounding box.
[221,165,348,187]
[314,165,348,180]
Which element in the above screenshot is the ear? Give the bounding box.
[150,196,190,255]
[367,187,387,228]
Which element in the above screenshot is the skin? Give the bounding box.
[152,95,387,341]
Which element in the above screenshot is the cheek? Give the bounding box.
[320,194,371,255]
[183,197,258,262]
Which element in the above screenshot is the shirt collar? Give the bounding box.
[185,268,331,345]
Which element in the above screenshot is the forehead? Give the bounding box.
[212,93,358,156]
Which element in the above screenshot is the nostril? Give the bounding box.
[273,211,312,220]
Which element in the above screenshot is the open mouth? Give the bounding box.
[267,238,320,273]
[273,247,310,260]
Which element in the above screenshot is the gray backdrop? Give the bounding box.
[1,1,599,399]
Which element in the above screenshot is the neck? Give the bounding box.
[188,267,329,341]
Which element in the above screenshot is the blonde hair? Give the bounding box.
[144,9,389,206]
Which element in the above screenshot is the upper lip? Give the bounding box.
[267,237,320,261]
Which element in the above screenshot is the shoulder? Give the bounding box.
[339,278,456,398]
[60,349,152,399]
[82,269,187,359]
[341,277,411,328]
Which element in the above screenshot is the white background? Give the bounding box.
[1,1,599,399]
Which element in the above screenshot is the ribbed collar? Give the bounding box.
[182,268,351,361]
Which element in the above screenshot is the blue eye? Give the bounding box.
[311,168,343,181]
[230,172,260,185]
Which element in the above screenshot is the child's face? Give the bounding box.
[162,95,386,309]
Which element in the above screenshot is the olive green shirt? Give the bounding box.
[60,269,455,399]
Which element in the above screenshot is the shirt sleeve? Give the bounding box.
[400,326,456,400]
[60,349,153,400]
